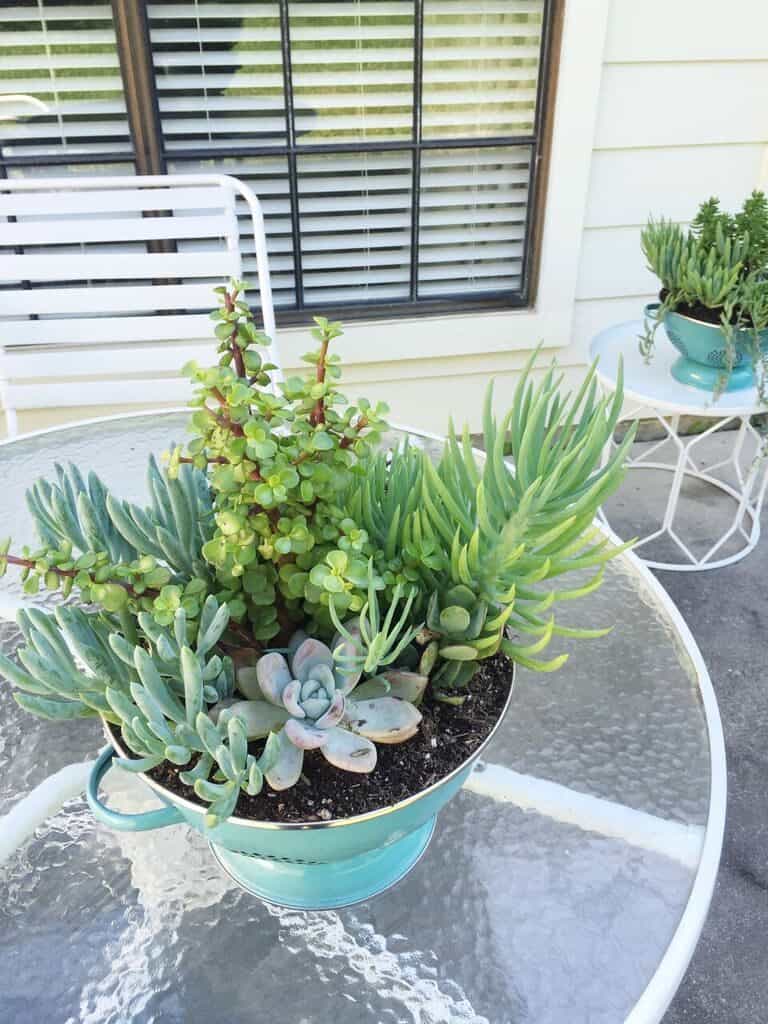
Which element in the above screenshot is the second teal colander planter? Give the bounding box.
[87,668,514,910]
[647,303,768,392]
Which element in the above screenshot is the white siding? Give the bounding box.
[573,0,768,358]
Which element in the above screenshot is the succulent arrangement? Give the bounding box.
[641,190,768,398]
[0,280,634,827]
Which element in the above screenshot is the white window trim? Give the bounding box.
[277,0,612,370]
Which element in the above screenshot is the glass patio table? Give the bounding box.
[0,413,725,1024]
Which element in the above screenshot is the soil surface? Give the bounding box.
[660,289,752,328]
[115,653,513,824]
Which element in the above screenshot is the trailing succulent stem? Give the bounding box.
[0,596,265,826]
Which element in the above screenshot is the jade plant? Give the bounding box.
[640,190,768,398]
[0,278,635,826]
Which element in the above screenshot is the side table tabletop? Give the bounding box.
[591,320,768,571]
[0,412,725,1024]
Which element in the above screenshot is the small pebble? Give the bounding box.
[319,808,332,821]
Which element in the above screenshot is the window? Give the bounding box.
[0,0,559,322]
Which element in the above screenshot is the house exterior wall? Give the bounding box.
[3,0,768,438]
[573,0,768,360]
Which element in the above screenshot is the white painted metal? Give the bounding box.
[0,184,238,216]
[9,313,213,346]
[0,173,281,435]
[609,516,726,1024]
[0,760,94,867]
[1,283,219,316]
[0,251,238,281]
[592,320,764,419]
[591,321,768,571]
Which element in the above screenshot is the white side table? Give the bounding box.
[591,321,768,571]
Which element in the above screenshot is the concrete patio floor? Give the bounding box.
[602,433,768,1024]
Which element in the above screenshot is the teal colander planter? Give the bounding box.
[87,669,513,910]
[647,302,768,391]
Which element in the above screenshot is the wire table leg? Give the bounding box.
[601,411,766,572]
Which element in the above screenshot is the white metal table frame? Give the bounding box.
[592,322,768,572]
[0,409,726,1024]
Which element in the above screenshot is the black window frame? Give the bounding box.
[0,0,562,325]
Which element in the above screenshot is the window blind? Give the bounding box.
[1,0,554,320]
[0,1,131,161]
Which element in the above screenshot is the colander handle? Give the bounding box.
[644,302,662,319]
[87,745,184,832]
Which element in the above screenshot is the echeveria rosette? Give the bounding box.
[218,634,424,791]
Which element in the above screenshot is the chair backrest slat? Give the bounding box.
[0,185,231,218]
[3,342,216,379]
[2,214,236,248]
[2,283,218,316]
[0,173,280,436]
[7,313,212,347]
[0,251,239,283]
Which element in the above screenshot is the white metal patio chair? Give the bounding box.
[0,173,281,436]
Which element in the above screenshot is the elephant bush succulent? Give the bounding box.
[0,278,634,824]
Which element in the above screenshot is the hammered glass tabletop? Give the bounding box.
[0,414,721,1024]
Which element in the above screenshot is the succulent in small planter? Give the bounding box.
[0,278,636,909]
[640,190,768,398]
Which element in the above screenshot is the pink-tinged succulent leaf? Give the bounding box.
[335,663,362,695]
[345,697,422,743]
[353,671,428,704]
[310,663,336,693]
[235,666,261,700]
[314,690,346,729]
[256,652,292,705]
[281,679,305,718]
[285,717,330,750]
[320,726,377,773]
[216,700,289,739]
[265,728,305,790]
[291,638,334,682]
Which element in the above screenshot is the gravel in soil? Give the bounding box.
[117,653,513,824]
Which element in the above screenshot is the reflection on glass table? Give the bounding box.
[0,413,725,1024]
